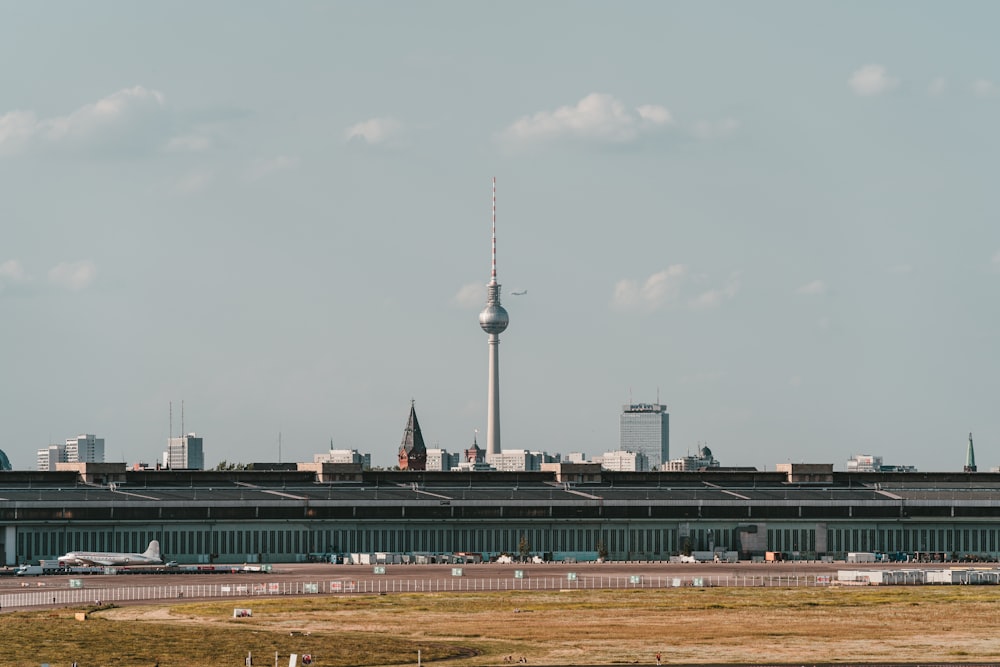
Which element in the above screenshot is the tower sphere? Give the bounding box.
[479,303,509,335]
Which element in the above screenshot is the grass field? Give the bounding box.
[5,586,1000,666]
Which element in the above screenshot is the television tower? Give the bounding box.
[479,177,509,460]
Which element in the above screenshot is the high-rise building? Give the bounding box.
[425,448,458,472]
[37,444,67,471]
[165,433,204,470]
[479,178,509,463]
[65,434,104,464]
[619,403,669,469]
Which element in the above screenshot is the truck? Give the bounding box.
[15,564,62,576]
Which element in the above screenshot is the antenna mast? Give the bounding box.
[491,176,497,285]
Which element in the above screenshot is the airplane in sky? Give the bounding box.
[58,540,163,566]
[510,289,527,296]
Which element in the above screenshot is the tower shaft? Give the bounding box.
[486,333,501,458]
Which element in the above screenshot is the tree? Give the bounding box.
[518,534,531,561]
[213,461,250,471]
[681,537,693,557]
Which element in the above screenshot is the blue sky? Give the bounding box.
[1,2,998,471]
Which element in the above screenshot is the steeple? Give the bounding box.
[965,432,977,473]
[398,400,427,470]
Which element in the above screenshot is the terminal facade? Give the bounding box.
[2,462,999,566]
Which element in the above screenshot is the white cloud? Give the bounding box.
[345,117,401,144]
[0,259,29,285]
[691,117,741,140]
[927,77,947,96]
[48,260,96,291]
[454,282,484,308]
[501,93,672,146]
[689,274,741,309]
[245,155,299,180]
[848,64,899,96]
[613,265,688,311]
[0,86,169,156]
[795,280,827,296]
[636,104,673,125]
[614,266,742,312]
[972,79,998,98]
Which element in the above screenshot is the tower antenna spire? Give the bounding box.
[479,176,510,462]
[491,176,497,285]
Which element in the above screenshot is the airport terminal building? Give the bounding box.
[2,462,999,566]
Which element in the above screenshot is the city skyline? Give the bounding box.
[1,3,999,471]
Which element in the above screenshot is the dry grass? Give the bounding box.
[8,587,1000,666]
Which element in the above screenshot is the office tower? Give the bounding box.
[619,403,669,469]
[479,177,509,461]
[165,433,204,470]
[37,444,67,471]
[65,434,105,463]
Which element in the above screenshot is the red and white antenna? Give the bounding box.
[491,176,497,284]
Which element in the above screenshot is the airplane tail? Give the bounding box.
[143,540,161,560]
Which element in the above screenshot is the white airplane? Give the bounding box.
[510,289,527,296]
[58,540,163,567]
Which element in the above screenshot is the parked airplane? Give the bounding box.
[58,540,163,566]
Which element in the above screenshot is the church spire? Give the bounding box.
[965,432,977,473]
[398,400,427,470]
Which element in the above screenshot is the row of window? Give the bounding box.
[11,522,1000,563]
[828,526,999,554]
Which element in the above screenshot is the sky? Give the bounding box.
[1,1,998,472]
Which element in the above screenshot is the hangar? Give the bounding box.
[2,462,999,566]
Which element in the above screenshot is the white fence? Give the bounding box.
[1,573,833,610]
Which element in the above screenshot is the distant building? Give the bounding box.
[314,448,370,468]
[490,450,554,472]
[398,401,427,470]
[599,449,649,472]
[164,433,204,470]
[425,448,459,472]
[879,464,918,473]
[664,445,720,471]
[565,452,588,463]
[847,454,882,473]
[37,444,67,471]
[0,448,11,471]
[65,434,104,464]
[846,454,917,473]
[465,435,485,466]
[620,402,669,469]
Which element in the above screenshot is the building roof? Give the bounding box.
[4,468,1000,506]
